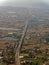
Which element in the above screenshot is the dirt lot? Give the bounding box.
[0,40,15,48]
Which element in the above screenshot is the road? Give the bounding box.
[15,21,28,65]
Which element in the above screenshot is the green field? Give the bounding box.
[0,62,6,65]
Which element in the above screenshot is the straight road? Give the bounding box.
[15,21,28,65]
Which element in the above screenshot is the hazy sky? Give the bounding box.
[0,0,49,7]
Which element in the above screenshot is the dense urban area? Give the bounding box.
[0,7,49,65]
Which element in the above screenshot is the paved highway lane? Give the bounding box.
[18,21,28,51]
[15,21,28,65]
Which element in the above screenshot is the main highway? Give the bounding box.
[15,21,28,65]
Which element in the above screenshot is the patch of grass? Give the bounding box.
[0,62,6,65]
[20,53,29,57]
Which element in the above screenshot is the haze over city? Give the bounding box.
[0,0,49,7]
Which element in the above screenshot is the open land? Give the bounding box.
[0,7,49,65]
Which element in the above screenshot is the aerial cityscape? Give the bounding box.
[0,0,49,65]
